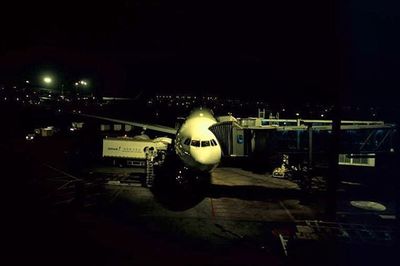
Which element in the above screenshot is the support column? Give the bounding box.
[326,104,341,220]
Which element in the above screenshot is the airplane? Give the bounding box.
[82,108,223,197]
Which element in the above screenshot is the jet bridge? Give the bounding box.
[209,117,397,158]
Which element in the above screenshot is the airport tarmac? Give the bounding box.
[88,166,305,264]
[103,167,319,222]
[83,166,322,263]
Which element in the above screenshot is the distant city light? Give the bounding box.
[25,80,30,84]
[296,113,300,116]
[25,135,35,141]
[320,114,325,118]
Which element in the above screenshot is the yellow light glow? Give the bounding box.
[43,77,52,84]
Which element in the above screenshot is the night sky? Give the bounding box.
[1,1,399,105]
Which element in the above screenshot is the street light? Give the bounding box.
[74,79,90,95]
[74,79,89,98]
[43,76,52,84]
[75,80,88,87]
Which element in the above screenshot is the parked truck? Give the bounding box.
[102,137,170,166]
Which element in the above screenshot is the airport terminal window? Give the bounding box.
[201,140,210,147]
[191,140,200,147]
[184,138,191,145]
[211,139,218,146]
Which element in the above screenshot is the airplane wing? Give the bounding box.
[80,114,178,135]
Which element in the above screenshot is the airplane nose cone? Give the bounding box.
[191,148,221,166]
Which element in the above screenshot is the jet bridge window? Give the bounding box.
[211,139,218,146]
[184,138,191,145]
[201,140,210,147]
[191,140,200,147]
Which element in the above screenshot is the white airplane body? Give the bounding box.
[175,108,221,172]
[83,108,222,174]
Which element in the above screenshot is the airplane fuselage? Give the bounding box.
[175,108,222,172]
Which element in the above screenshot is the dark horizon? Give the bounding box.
[1,1,400,106]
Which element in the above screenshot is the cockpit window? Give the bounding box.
[211,139,218,146]
[191,140,200,147]
[201,141,210,147]
[184,138,191,145]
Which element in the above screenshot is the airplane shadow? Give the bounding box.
[151,173,211,211]
[152,180,320,211]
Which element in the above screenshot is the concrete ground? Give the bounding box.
[91,166,324,263]
[93,165,397,265]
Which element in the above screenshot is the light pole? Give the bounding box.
[74,80,89,98]
[41,75,54,96]
[41,75,64,97]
